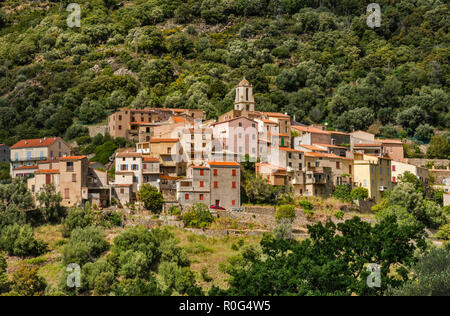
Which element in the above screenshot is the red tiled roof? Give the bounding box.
[278,147,303,153]
[298,144,328,151]
[171,116,186,123]
[160,175,178,180]
[263,112,289,118]
[149,138,179,143]
[14,165,38,170]
[208,161,240,167]
[36,169,60,174]
[115,184,132,187]
[304,152,330,158]
[116,152,142,158]
[376,138,403,144]
[143,157,159,162]
[11,137,60,149]
[329,131,349,135]
[314,143,347,149]
[261,119,277,124]
[57,156,87,160]
[256,163,286,171]
[292,126,330,135]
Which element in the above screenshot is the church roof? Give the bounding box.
[238,77,251,86]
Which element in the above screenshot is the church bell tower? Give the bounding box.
[234,78,255,112]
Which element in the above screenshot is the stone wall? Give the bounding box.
[88,125,108,137]
[406,158,450,168]
[430,169,450,185]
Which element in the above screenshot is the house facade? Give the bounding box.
[10,137,71,172]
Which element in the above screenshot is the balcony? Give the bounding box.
[305,173,327,184]
[13,156,47,163]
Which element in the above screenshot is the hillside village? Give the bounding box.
[6,79,450,211]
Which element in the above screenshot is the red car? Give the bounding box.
[210,205,226,210]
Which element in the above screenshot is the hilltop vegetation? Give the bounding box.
[0,0,448,148]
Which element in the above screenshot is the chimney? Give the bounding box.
[25,140,28,144]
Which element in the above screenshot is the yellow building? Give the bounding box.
[353,153,392,202]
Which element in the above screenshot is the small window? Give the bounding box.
[200,181,204,188]
[185,194,189,200]
[232,182,236,189]
[200,169,204,176]
[200,194,204,201]
[214,169,218,176]
[72,174,76,182]
[120,188,124,194]
[214,181,218,188]
[232,200,236,206]
[232,170,236,177]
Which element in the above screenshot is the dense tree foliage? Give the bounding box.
[137,184,164,213]
[388,244,450,296]
[0,0,447,145]
[211,216,426,296]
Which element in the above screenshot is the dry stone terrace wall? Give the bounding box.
[406,159,450,168]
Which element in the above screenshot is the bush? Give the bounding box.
[158,261,199,295]
[0,253,10,294]
[275,205,296,223]
[332,185,352,202]
[137,184,164,213]
[436,224,450,240]
[182,203,214,228]
[63,226,109,265]
[10,264,47,296]
[334,210,344,220]
[414,124,434,142]
[0,224,47,257]
[299,199,313,211]
[62,207,94,238]
[351,187,369,201]
[168,206,181,216]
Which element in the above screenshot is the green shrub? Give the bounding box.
[334,210,344,220]
[182,203,214,228]
[0,224,47,257]
[351,187,369,201]
[436,224,450,240]
[10,264,47,296]
[62,207,94,237]
[332,185,352,202]
[299,199,313,211]
[137,184,164,213]
[275,205,296,223]
[168,206,181,216]
[63,226,109,265]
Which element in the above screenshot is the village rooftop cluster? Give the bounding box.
[4,79,449,210]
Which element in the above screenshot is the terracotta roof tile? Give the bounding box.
[292,126,330,135]
[11,137,60,149]
[57,156,87,160]
[36,169,60,174]
[208,161,240,167]
[14,165,38,170]
[149,138,179,143]
[116,152,142,158]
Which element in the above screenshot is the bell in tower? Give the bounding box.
[234,77,255,112]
